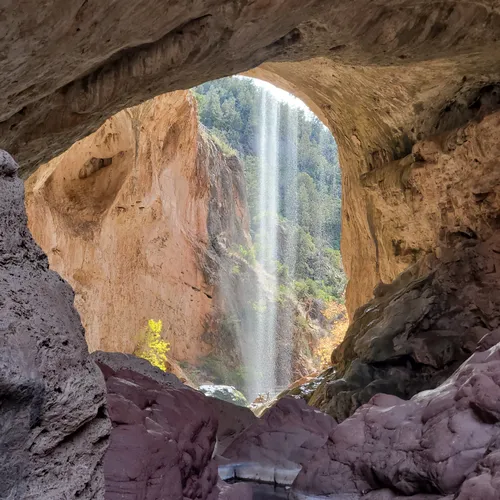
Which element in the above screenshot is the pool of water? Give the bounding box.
[251,482,289,499]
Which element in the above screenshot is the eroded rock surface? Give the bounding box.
[293,337,500,500]
[221,396,336,484]
[25,91,250,363]
[96,355,220,500]
[3,1,500,317]
[0,150,110,499]
[309,234,500,421]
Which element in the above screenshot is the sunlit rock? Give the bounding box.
[199,384,248,407]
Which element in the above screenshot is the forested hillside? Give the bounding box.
[193,77,345,302]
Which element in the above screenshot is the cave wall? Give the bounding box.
[0,151,110,499]
[3,1,500,316]
[4,3,500,495]
[25,91,251,363]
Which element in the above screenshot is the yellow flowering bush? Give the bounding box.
[316,301,349,369]
[134,319,171,371]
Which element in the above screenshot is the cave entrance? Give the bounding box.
[25,76,348,407]
[192,76,346,402]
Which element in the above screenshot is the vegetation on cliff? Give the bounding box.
[193,77,345,303]
[192,77,348,391]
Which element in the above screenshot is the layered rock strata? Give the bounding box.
[306,112,500,420]
[0,151,110,499]
[3,1,500,317]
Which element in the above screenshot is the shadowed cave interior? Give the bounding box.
[3,2,500,499]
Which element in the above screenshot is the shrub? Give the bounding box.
[315,300,349,368]
[134,319,171,371]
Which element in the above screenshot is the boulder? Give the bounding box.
[93,350,184,388]
[199,384,248,407]
[221,396,336,485]
[0,150,110,499]
[293,339,500,499]
[204,396,257,456]
[97,356,220,500]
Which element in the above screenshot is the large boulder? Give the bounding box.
[96,355,221,500]
[293,335,500,499]
[0,150,110,499]
[221,396,336,485]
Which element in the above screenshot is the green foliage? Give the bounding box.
[200,353,246,388]
[194,76,342,251]
[193,76,346,305]
[207,129,238,156]
[134,319,171,371]
[231,243,256,265]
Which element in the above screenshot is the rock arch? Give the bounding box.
[3,1,500,313]
[3,3,500,497]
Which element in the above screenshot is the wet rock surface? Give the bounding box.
[199,384,249,407]
[293,337,500,499]
[0,150,110,499]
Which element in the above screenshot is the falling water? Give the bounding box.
[246,90,280,400]
[275,106,298,390]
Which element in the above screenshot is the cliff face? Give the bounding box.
[25,91,250,363]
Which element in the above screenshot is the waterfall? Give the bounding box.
[275,105,298,390]
[246,89,280,400]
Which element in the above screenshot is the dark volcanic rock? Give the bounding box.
[92,350,184,388]
[221,396,336,484]
[97,355,220,500]
[310,235,500,421]
[293,339,500,499]
[0,150,110,499]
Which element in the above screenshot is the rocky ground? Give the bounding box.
[95,341,500,500]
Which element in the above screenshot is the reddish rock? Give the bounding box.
[216,480,253,500]
[97,359,220,500]
[222,396,336,484]
[292,340,500,499]
[205,396,257,456]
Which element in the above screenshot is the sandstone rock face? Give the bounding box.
[96,355,220,500]
[293,337,500,500]
[25,91,250,362]
[0,151,110,499]
[3,1,500,317]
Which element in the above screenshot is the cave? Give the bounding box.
[3,2,500,499]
